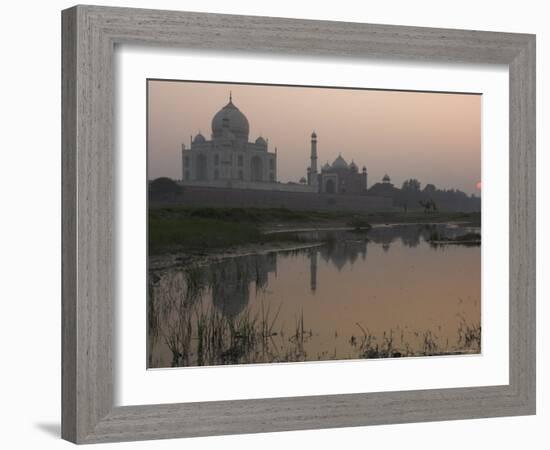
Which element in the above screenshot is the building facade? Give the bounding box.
[306,132,368,194]
[180,96,368,195]
[181,94,277,187]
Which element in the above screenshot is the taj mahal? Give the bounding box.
[181,94,369,195]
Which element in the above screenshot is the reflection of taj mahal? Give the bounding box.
[210,241,369,318]
[181,94,368,194]
[208,228,432,319]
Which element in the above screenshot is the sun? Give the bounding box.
[476,181,482,191]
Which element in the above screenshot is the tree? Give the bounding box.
[149,177,183,196]
[418,198,437,213]
[402,178,421,191]
[423,183,436,193]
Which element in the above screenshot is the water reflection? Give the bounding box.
[320,239,367,271]
[148,224,481,368]
[207,241,370,316]
[309,248,317,292]
[211,252,277,318]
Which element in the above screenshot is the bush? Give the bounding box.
[149,177,182,196]
[347,216,372,232]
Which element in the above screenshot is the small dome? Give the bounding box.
[311,131,317,139]
[383,173,391,182]
[255,136,267,146]
[212,95,250,140]
[362,166,367,172]
[193,132,206,144]
[349,160,358,171]
[322,162,331,171]
[332,154,348,169]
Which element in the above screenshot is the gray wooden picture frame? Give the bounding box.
[61,4,536,444]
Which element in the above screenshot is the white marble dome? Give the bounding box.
[332,154,348,169]
[211,98,249,140]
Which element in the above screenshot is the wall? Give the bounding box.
[181,179,318,193]
[0,1,547,450]
[153,185,392,211]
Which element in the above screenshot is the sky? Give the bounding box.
[148,80,481,195]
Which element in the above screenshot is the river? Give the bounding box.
[148,223,481,368]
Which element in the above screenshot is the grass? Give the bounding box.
[149,207,331,254]
[148,215,327,255]
[150,206,353,224]
[351,319,481,359]
[149,206,480,255]
[151,206,480,225]
[149,215,263,254]
[151,295,482,367]
[156,299,291,367]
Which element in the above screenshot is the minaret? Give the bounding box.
[309,248,318,292]
[181,143,186,181]
[310,131,318,188]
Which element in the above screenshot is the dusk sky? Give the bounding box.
[148,80,481,195]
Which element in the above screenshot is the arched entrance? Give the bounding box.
[325,178,335,194]
[196,154,207,180]
[251,156,263,182]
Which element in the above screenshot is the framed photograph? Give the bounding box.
[62,5,536,444]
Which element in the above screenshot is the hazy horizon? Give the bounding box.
[148,80,481,196]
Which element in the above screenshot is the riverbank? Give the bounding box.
[149,206,480,256]
[149,241,325,272]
